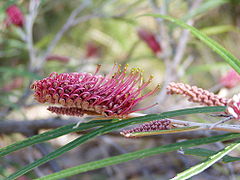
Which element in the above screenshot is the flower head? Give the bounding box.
[31,64,159,117]
[5,5,24,27]
[137,28,162,56]
[220,69,240,88]
[227,93,240,120]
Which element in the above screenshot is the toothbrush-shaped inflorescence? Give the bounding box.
[31,64,160,117]
[120,119,171,137]
[167,82,227,106]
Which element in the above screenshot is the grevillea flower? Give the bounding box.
[227,93,240,120]
[167,82,227,106]
[120,119,171,137]
[137,28,162,56]
[5,5,24,27]
[220,69,240,88]
[31,64,159,117]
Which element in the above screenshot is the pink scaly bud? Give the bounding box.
[31,64,160,117]
[220,69,240,88]
[6,5,24,27]
[137,28,162,56]
[120,119,171,138]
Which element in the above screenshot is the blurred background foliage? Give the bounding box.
[1,0,240,179]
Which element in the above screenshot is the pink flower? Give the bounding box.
[137,28,162,56]
[5,5,24,27]
[220,69,240,88]
[227,93,240,120]
[31,64,159,117]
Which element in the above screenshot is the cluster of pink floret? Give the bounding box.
[31,65,159,117]
[120,119,171,137]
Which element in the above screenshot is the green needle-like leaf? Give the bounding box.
[0,119,112,157]
[6,106,226,179]
[35,134,240,180]
[171,141,240,180]
[182,148,240,163]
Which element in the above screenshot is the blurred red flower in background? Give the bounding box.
[46,54,70,63]
[5,5,24,27]
[85,41,101,58]
[137,28,162,56]
[220,69,240,88]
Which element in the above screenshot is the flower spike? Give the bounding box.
[167,82,227,106]
[31,64,159,117]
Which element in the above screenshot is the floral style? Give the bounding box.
[31,64,159,117]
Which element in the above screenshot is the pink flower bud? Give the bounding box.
[6,5,24,27]
[227,93,240,120]
[120,119,171,138]
[85,42,101,58]
[137,28,162,55]
[31,64,159,117]
[220,69,240,88]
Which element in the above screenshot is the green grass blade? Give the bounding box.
[183,148,240,163]
[171,142,240,180]
[35,133,240,180]
[5,106,226,179]
[0,119,112,157]
[141,14,240,74]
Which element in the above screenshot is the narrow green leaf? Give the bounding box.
[171,142,240,180]
[0,119,112,157]
[183,148,240,163]
[0,106,225,158]
[5,106,227,179]
[141,14,240,74]
[36,134,240,180]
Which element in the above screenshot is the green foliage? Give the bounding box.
[3,106,226,179]
[36,134,240,180]
[171,142,240,180]
[183,147,240,163]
